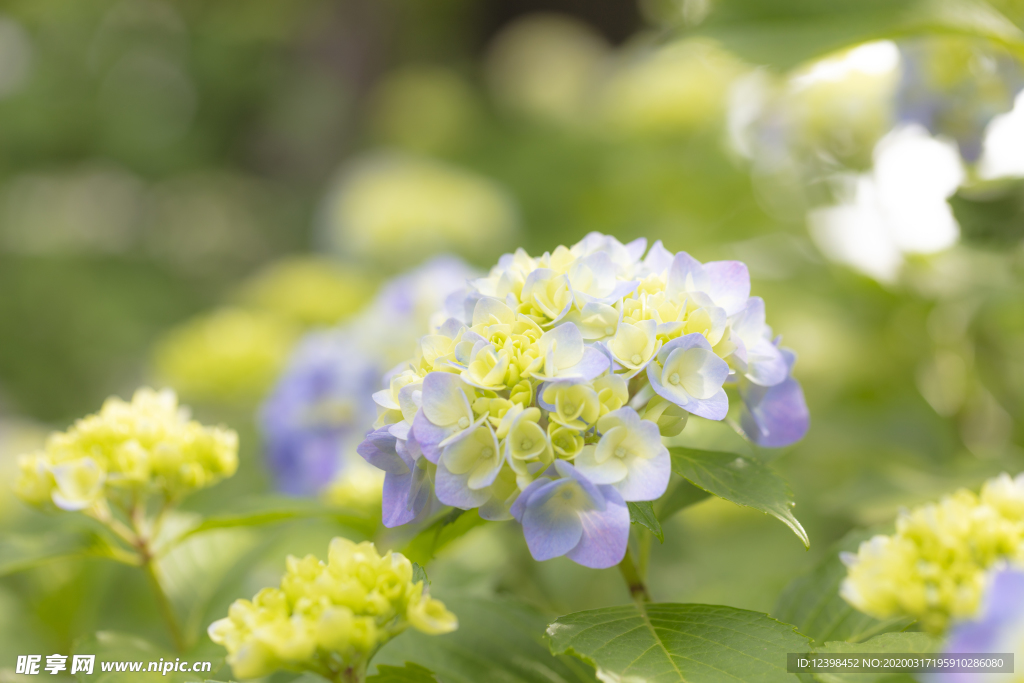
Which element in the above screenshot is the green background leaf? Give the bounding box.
[72,631,225,683]
[773,529,913,645]
[696,0,1024,71]
[547,603,811,682]
[812,632,939,683]
[371,594,596,683]
[670,447,809,548]
[367,662,441,683]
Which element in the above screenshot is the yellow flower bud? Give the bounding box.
[211,539,457,680]
[641,395,688,437]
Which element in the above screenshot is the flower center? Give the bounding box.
[630,354,642,365]
[520,440,533,450]
[668,373,680,385]
[614,446,627,458]
[481,447,493,458]
[604,326,615,336]
[457,417,470,429]
[563,403,575,415]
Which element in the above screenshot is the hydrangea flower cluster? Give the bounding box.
[260,257,477,500]
[15,388,238,511]
[358,233,807,568]
[841,472,1024,634]
[208,538,457,681]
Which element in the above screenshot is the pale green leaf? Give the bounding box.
[628,501,665,543]
[0,530,116,576]
[547,602,811,682]
[697,0,1024,71]
[669,447,809,548]
[812,632,939,683]
[367,662,441,683]
[412,562,430,586]
[773,529,913,645]
[172,497,376,543]
[72,631,224,683]
[372,594,596,683]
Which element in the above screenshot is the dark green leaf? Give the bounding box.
[372,594,596,683]
[773,528,914,645]
[812,632,939,683]
[669,447,809,548]
[402,509,488,566]
[697,0,1024,71]
[950,179,1024,247]
[367,663,441,683]
[657,478,712,520]
[412,562,430,586]
[628,501,665,543]
[547,602,811,682]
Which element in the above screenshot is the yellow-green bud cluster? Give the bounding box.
[14,388,238,511]
[208,538,457,680]
[841,472,1024,634]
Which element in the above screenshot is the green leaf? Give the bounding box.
[402,508,488,566]
[812,632,939,683]
[0,530,118,576]
[412,562,430,586]
[657,478,712,520]
[372,594,596,683]
[547,602,812,682]
[774,529,914,645]
[669,447,809,548]
[697,0,1024,71]
[172,497,376,544]
[368,663,441,683]
[950,178,1024,247]
[628,501,665,543]
[72,631,223,683]
[155,527,264,649]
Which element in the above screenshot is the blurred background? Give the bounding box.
[2,0,1024,677]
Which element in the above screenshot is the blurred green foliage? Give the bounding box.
[1,0,1024,681]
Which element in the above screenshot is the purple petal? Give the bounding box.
[745,338,789,387]
[521,479,585,561]
[704,261,751,316]
[562,346,611,380]
[666,252,709,297]
[412,410,447,464]
[687,388,729,421]
[357,427,408,474]
[434,461,490,509]
[382,470,417,527]
[740,377,809,447]
[566,485,630,568]
[616,447,671,502]
[510,476,553,521]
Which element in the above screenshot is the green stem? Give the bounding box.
[335,660,367,683]
[637,528,652,580]
[143,559,185,653]
[617,546,651,604]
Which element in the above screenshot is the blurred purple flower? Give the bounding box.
[259,331,380,496]
[930,568,1024,683]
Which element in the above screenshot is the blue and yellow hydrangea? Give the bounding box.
[357,232,808,568]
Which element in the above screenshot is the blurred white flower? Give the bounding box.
[979,89,1024,180]
[808,125,964,282]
